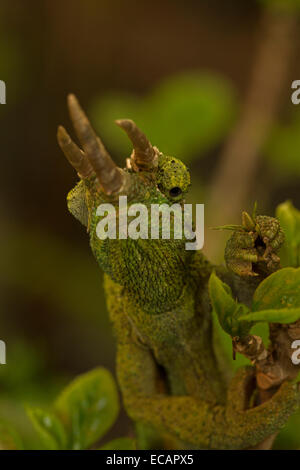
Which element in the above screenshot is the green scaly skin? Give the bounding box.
[66,152,299,450]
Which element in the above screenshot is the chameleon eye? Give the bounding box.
[169,187,182,198]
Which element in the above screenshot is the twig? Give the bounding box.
[233,320,300,449]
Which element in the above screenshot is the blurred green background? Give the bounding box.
[1,0,300,449]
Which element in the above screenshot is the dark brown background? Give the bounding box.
[0,0,299,448]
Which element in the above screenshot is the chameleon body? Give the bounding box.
[58,95,300,449]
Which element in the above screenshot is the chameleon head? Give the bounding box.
[58,94,191,226]
[58,94,193,312]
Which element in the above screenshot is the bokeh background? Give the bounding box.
[1,0,300,449]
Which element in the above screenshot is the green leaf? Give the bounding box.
[240,308,300,324]
[241,268,300,325]
[211,224,244,231]
[26,406,67,450]
[208,271,251,337]
[252,267,300,311]
[99,437,136,450]
[276,201,300,267]
[0,420,23,450]
[91,72,237,164]
[54,368,119,450]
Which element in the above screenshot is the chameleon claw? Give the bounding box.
[271,253,280,263]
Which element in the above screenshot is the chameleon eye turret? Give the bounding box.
[169,186,182,198]
[157,156,191,201]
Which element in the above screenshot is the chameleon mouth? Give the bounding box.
[254,235,266,251]
[252,235,280,277]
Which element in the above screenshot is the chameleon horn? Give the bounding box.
[115,119,157,171]
[67,94,126,195]
[57,125,94,178]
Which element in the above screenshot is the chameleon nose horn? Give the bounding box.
[115,119,158,172]
[58,94,129,195]
[57,125,94,179]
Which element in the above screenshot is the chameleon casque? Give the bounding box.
[57,94,300,450]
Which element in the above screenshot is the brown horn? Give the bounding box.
[57,125,94,178]
[115,119,157,171]
[67,94,125,195]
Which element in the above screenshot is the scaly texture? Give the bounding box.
[58,96,300,449]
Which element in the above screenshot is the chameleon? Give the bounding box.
[57,94,300,449]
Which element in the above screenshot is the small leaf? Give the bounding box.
[99,437,136,450]
[252,201,258,220]
[54,368,119,450]
[0,420,23,450]
[208,271,251,337]
[242,211,255,231]
[240,308,300,324]
[244,267,300,326]
[253,267,300,311]
[26,407,67,450]
[211,224,244,231]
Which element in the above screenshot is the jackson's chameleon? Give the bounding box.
[57,94,300,449]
